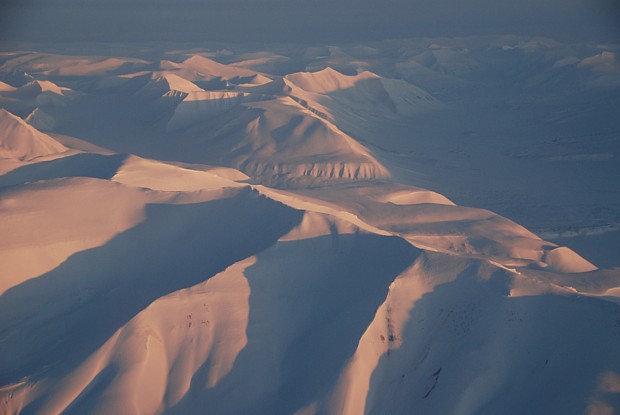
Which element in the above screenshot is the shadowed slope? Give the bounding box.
[163,231,420,414]
[362,257,620,415]
[0,187,302,387]
[166,97,390,186]
[0,153,128,187]
[0,109,68,161]
[10,215,420,415]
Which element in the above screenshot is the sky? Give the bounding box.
[1,0,619,44]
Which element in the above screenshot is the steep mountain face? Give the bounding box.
[160,67,438,185]
[283,67,441,119]
[0,79,81,130]
[0,108,67,160]
[130,68,397,185]
[171,95,391,186]
[160,55,272,86]
[136,73,205,99]
[211,97,390,185]
[1,41,619,415]
[167,90,264,130]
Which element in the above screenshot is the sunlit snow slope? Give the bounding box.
[1,39,620,415]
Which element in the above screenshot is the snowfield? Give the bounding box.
[1,37,619,414]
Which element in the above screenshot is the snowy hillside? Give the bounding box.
[0,108,68,162]
[1,38,619,415]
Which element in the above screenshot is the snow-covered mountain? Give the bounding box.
[1,38,619,415]
[0,108,68,161]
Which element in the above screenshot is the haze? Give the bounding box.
[2,0,619,44]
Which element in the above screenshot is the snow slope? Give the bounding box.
[1,147,617,414]
[0,108,68,161]
[160,55,272,86]
[162,95,390,185]
[0,53,150,77]
[283,67,441,119]
[136,73,205,99]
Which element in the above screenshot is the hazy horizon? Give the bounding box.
[2,0,619,45]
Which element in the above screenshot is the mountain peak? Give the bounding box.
[285,67,380,94]
[154,73,203,94]
[0,109,68,160]
[25,80,70,96]
[160,54,268,83]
